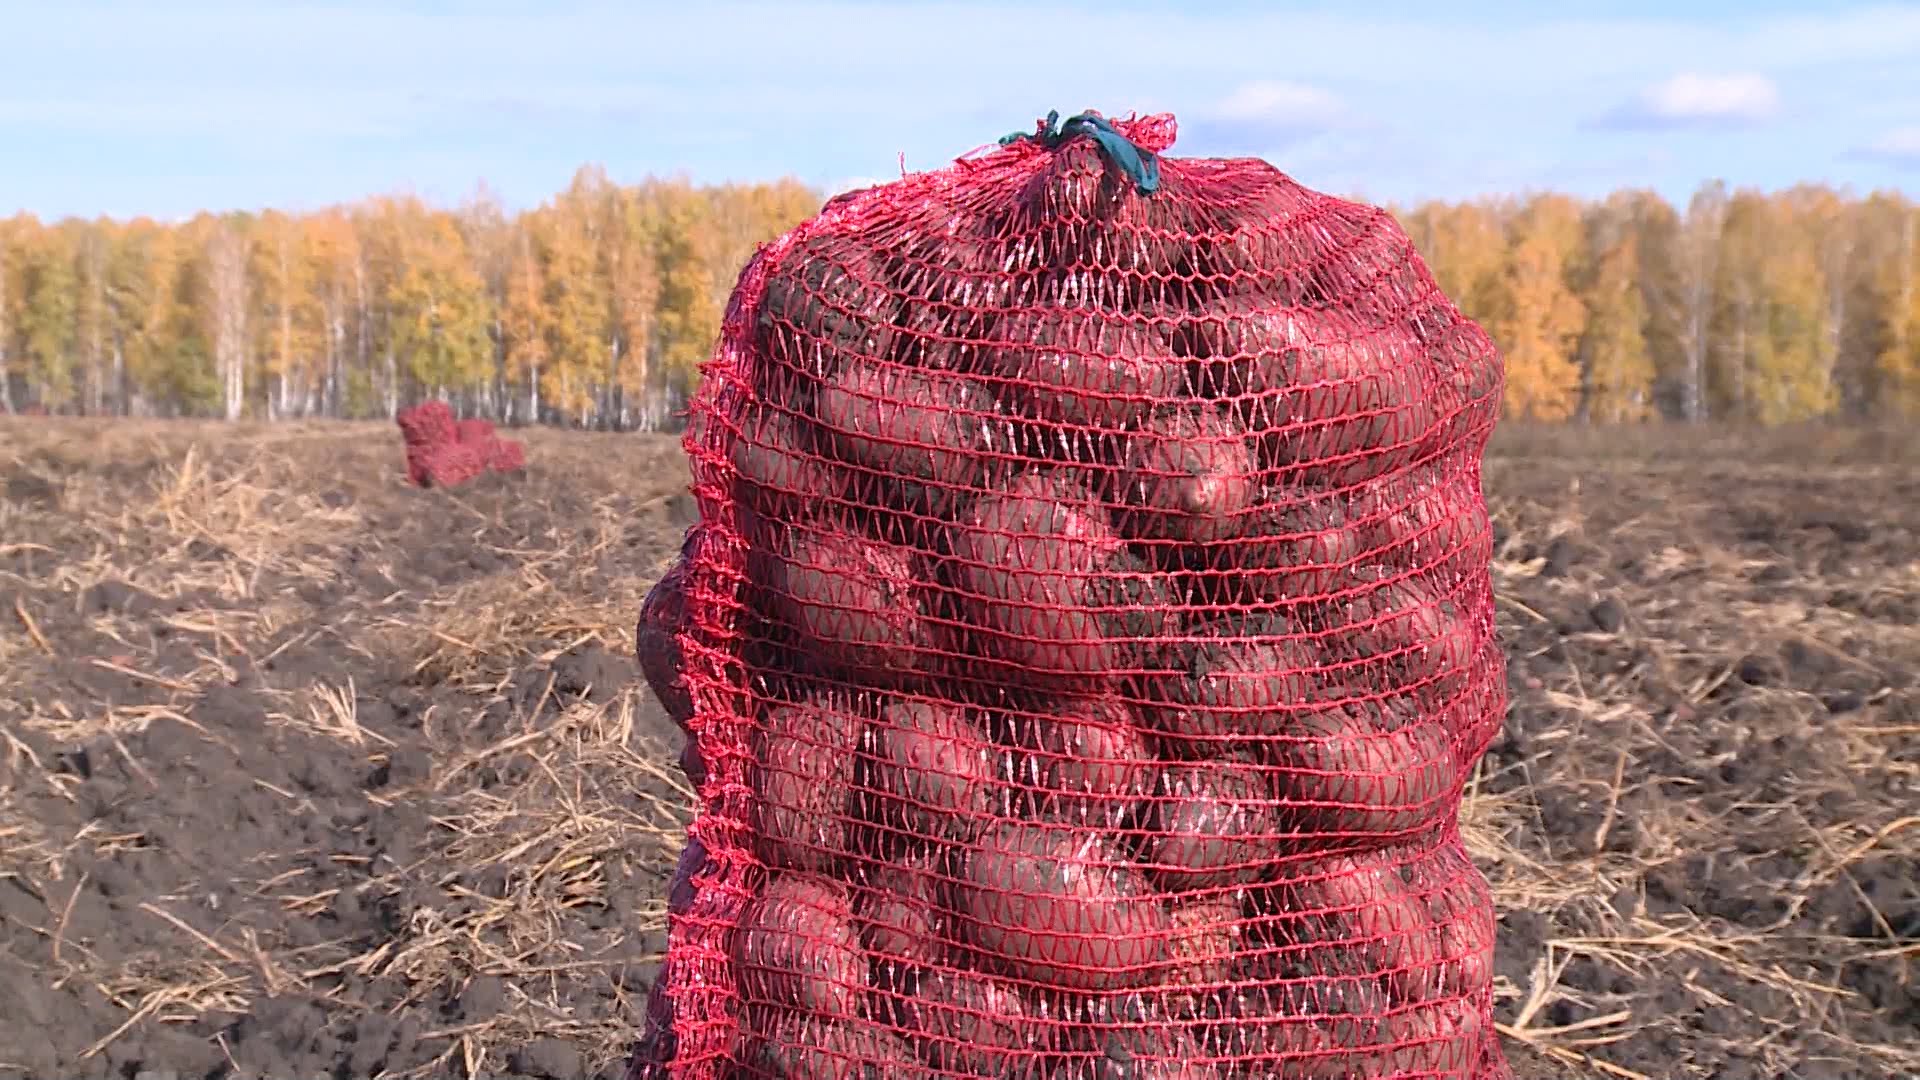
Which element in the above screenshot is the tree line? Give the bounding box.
[2,168,1916,427]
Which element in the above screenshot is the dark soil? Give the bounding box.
[1476,436,1920,1080]
[1,418,1915,1080]
[1,421,695,1080]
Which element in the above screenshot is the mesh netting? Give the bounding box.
[395,402,525,488]
[632,111,1510,1080]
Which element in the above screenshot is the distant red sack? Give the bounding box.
[404,446,434,488]
[455,417,497,445]
[396,400,458,450]
[485,436,525,474]
[417,441,489,489]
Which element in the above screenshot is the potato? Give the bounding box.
[949,470,1116,602]
[855,847,948,974]
[1267,688,1458,840]
[734,871,867,1019]
[1177,293,1315,390]
[1260,327,1437,489]
[1142,760,1281,891]
[1142,612,1319,756]
[814,360,1012,516]
[1181,299,1436,488]
[636,554,694,729]
[893,295,999,374]
[1423,311,1504,456]
[740,1006,918,1080]
[945,471,1171,693]
[987,307,1184,433]
[1011,696,1154,829]
[1380,996,1483,1076]
[1112,402,1257,546]
[755,235,898,387]
[1416,846,1496,1002]
[860,699,996,844]
[1330,572,1478,700]
[1183,165,1317,296]
[1027,136,1123,225]
[1302,204,1440,324]
[891,966,1050,1077]
[1013,141,1197,297]
[752,693,861,871]
[666,835,709,919]
[1208,484,1365,609]
[952,821,1170,992]
[886,211,1009,312]
[1270,849,1439,997]
[1354,463,1495,575]
[1162,894,1246,1018]
[752,528,928,685]
[1061,1012,1219,1080]
[637,547,702,789]
[732,403,845,523]
[1195,949,1386,1079]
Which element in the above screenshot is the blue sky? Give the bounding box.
[5,0,1920,220]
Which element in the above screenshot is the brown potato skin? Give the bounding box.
[752,694,860,872]
[734,871,867,1021]
[1162,894,1246,1018]
[951,821,1170,993]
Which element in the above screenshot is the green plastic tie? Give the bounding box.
[999,109,1162,196]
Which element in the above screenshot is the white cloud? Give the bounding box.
[1600,72,1780,130]
[1179,80,1353,156]
[1851,126,1920,166]
[1214,80,1346,128]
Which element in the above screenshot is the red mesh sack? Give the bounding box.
[416,440,489,489]
[455,416,497,445]
[396,400,458,450]
[485,434,526,474]
[630,110,1508,1080]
